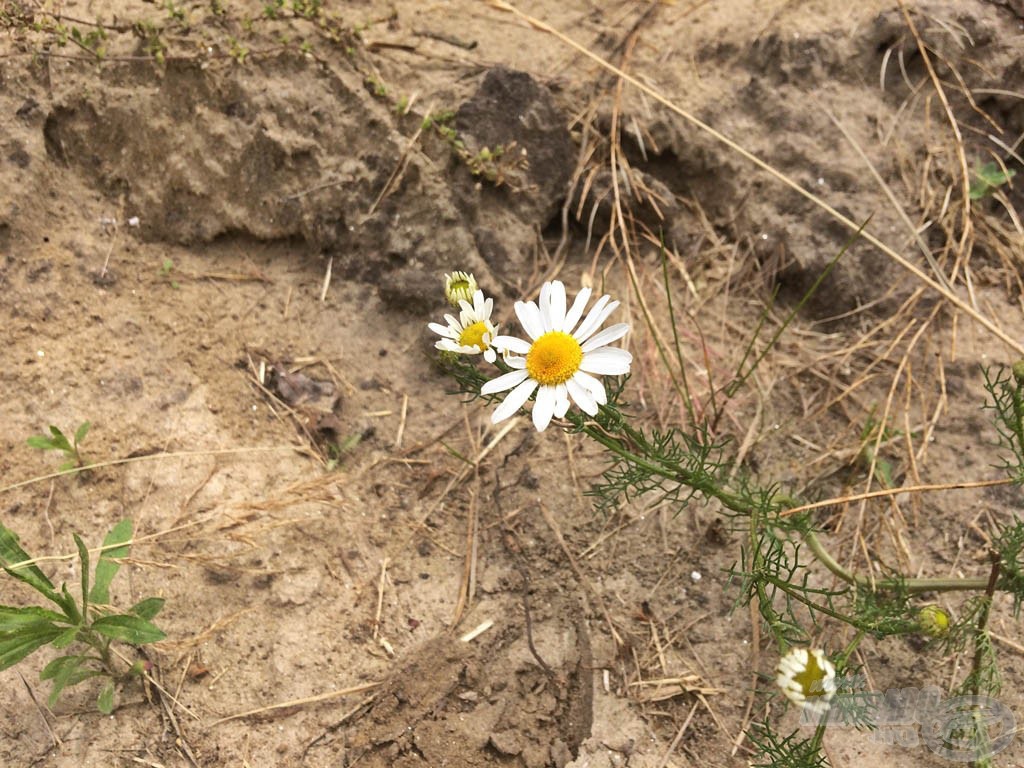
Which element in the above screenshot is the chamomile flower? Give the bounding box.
[481,279,631,432]
[776,648,836,717]
[444,271,479,308]
[429,289,499,363]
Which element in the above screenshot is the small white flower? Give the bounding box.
[481,279,631,432]
[429,289,499,363]
[776,648,836,717]
[444,271,479,308]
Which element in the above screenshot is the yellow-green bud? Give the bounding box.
[1012,360,1024,386]
[444,271,478,308]
[918,604,950,636]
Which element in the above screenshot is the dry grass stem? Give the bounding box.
[487,0,1024,355]
[208,682,385,726]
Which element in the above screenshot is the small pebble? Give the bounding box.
[690,571,702,582]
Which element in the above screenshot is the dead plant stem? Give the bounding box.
[486,0,1023,355]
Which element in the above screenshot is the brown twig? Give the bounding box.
[780,477,1012,518]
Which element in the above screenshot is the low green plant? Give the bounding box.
[163,0,187,23]
[27,422,91,472]
[366,76,387,98]
[0,519,165,714]
[291,0,323,19]
[136,20,167,65]
[262,0,285,19]
[227,36,249,64]
[970,161,1016,200]
[423,110,526,187]
[159,257,181,289]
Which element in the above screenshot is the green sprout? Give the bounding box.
[227,36,249,64]
[27,422,91,473]
[0,519,165,714]
[969,162,1016,200]
[159,257,180,289]
[262,0,285,19]
[290,0,323,19]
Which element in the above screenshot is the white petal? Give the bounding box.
[481,368,530,395]
[515,301,545,341]
[484,348,496,363]
[443,313,463,331]
[428,322,458,339]
[581,323,629,353]
[563,286,592,335]
[532,385,556,431]
[492,378,537,423]
[505,355,527,369]
[491,335,532,355]
[554,383,570,417]
[579,347,632,375]
[548,281,567,332]
[572,370,608,405]
[539,282,554,333]
[566,378,598,415]
[572,295,612,342]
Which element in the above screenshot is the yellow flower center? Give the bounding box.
[459,321,490,351]
[794,653,828,699]
[526,331,583,386]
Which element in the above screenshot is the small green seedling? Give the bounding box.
[0,519,165,714]
[969,161,1016,200]
[159,258,180,289]
[325,432,363,471]
[27,422,91,472]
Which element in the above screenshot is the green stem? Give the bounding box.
[749,493,789,652]
[836,629,866,670]
[1010,383,1024,462]
[80,629,115,674]
[809,721,828,753]
[762,575,863,628]
[803,530,989,594]
[659,244,697,428]
[970,554,1001,699]
[581,406,994,597]
[581,423,750,513]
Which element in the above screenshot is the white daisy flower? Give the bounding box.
[481,279,632,432]
[776,647,836,717]
[444,270,479,308]
[429,289,499,363]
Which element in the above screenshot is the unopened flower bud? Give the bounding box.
[444,271,478,308]
[918,604,950,636]
[1012,360,1024,386]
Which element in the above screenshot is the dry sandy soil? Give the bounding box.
[3,1,1024,766]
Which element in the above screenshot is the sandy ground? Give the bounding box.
[2,1,1024,766]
